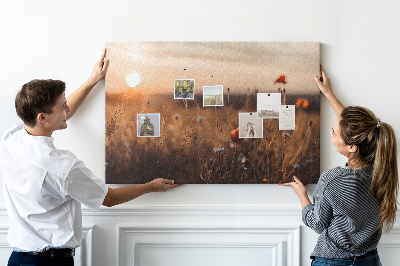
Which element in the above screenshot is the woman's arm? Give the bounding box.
[281,176,312,208]
[282,176,333,234]
[314,65,345,116]
[66,49,109,120]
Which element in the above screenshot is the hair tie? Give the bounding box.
[377,121,381,128]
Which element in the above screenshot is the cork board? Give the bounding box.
[105,42,320,184]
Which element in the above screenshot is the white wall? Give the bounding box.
[0,1,399,265]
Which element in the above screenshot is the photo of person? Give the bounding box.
[239,112,263,138]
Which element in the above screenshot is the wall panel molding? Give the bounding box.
[378,227,400,265]
[0,226,13,266]
[118,225,300,266]
[75,225,95,266]
[2,205,400,217]
[82,205,303,216]
[134,243,281,266]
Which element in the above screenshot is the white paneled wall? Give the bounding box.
[1,207,399,265]
[1,1,400,265]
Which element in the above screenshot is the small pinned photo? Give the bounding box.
[239,112,263,138]
[203,85,223,106]
[137,113,161,138]
[257,93,281,119]
[174,79,195,100]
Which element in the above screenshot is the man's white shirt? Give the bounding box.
[0,124,108,251]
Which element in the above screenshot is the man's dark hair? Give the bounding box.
[15,79,66,127]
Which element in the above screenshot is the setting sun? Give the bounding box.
[125,72,142,88]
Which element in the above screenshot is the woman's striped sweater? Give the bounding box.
[302,165,381,258]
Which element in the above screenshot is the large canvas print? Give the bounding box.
[105,42,320,184]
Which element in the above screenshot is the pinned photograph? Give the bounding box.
[257,93,281,119]
[174,79,195,100]
[137,113,161,137]
[203,85,223,106]
[239,112,263,138]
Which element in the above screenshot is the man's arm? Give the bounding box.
[102,178,180,207]
[67,49,109,120]
[314,65,345,116]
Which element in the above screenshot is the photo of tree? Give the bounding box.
[105,42,320,184]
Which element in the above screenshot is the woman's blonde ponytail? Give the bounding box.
[371,122,398,232]
[340,106,398,232]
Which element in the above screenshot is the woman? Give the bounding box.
[282,66,398,265]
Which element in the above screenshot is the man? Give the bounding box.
[0,50,180,266]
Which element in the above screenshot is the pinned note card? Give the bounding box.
[279,105,295,130]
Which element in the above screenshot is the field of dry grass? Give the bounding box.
[105,91,320,184]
